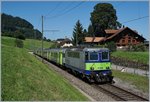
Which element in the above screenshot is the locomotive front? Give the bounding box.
[83,48,113,83]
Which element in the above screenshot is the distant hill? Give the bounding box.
[1,13,42,39]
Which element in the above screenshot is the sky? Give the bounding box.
[1,1,149,40]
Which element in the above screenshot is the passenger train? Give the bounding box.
[35,47,113,83]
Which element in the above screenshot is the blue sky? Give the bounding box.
[1,1,149,40]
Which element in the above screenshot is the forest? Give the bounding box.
[1,13,42,40]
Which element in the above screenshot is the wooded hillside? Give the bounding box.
[1,13,42,39]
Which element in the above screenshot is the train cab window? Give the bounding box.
[89,52,98,61]
[101,51,109,61]
[85,52,88,60]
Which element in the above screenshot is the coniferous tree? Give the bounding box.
[72,20,84,46]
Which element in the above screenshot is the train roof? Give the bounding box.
[66,47,109,52]
[37,47,109,52]
[83,48,109,51]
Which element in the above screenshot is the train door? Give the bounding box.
[59,51,63,65]
[80,52,85,70]
[62,51,66,66]
[47,50,49,59]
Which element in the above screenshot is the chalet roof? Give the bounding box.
[105,29,119,34]
[85,37,106,43]
[57,38,72,43]
[64,38,71,42]
[84,27,146,43]
[107,27,126,40]
[56,38,65,41]
[106,27,146,40]
[59,38,72,45]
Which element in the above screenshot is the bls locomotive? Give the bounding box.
[35,47,113,83]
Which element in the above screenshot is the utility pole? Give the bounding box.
[41,15,59,62]
[33,30,36,56]
[42,15,44,61]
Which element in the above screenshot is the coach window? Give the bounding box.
[89,52,98,61]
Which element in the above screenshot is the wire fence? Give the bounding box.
[111,56,149,77]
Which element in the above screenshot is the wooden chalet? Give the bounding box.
[84,27,146,48]
[84,37,106,45]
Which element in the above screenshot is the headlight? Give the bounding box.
[103,73,106,76]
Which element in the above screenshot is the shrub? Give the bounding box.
[16,34,26,40]
[50,43,57,48]
[14,30,26,40]
[93,44,106,48]
[15,38,24,48]
[132,43,146,51]
[106,41,116,52]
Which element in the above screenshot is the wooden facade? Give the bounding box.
[84,27,146,47]
[106,27,145,47]
[116,34,140,46]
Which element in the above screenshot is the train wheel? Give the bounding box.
[85,76,94,84]
[79,73,85,80]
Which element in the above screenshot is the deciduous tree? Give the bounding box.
[90,3,122,37]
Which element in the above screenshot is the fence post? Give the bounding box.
[145,64,148,77]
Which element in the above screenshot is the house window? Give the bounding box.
[122,39,125,43]
[128,40,131,43]
[128,37,131,39]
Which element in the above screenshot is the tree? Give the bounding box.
[34,29,42,39]
[83,29,88,37]
[46,39,51,42]
[132,43,146,52]
[72,20,84,46]
[14,30,25,40]
[43,37,47,41]
[87,24,94,37]
[106,41,116,52]
[90,3,122,37]
[15,38,24,48]
[1,13,42,40]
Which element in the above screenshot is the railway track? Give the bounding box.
[35,54,148,101]
[92,84,148,101]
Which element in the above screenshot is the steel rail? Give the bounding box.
[92,84,148,101]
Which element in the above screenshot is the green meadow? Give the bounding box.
[1,36,88,101]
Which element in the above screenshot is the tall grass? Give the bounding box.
[1,37,88,101]
[1,36,53,50]
[111,51,149,64]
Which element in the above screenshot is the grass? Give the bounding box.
[1,36,53,50]
[112,70,149,93]
[24,39,54,50]
[111,51,149,64]
[2,37,88,101]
